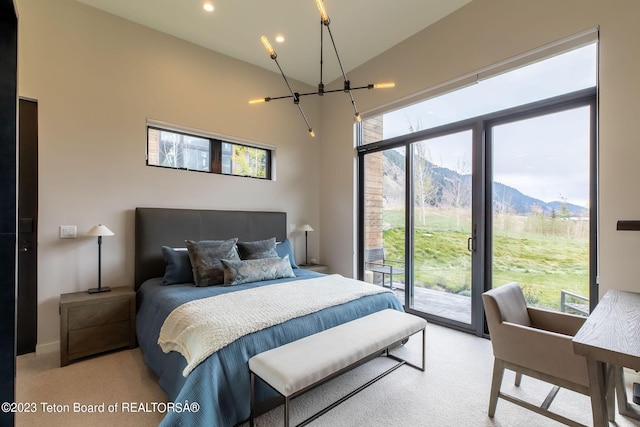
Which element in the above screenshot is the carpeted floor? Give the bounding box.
[15,322,640,426]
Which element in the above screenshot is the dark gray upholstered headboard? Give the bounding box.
[135,208,287,289]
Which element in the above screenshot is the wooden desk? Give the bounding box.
[573,290,640,426]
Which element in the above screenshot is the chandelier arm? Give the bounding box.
[324,24,359,117]
[347,90,359,116]
[272,58,300,102]
[297,90,323,97]
[271,57,314,135]
[319,20,324,87]
[347,84,375,90]
[325,25,349,83]
[296,103,313,133]
[265,90,322,101]
[267,94,295,101]
[320,86,373,95]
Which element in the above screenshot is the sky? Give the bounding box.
[378,43,597,208]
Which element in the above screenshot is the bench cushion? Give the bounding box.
[249,309,426,396]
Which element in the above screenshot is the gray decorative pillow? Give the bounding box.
[237,237,279,260]
[185,238,239,287]
[221,255,295,286]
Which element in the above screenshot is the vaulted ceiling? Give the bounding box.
[75,0,472,85]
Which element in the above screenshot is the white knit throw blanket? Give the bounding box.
[158,274,393,376]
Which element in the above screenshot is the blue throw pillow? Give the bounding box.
[276,239,299,269]
[161,246,193,285]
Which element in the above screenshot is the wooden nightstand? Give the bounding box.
[59,286,136,367]
[299,264,329,274]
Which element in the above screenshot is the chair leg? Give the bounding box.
[515,372,522,387]
[489,359,505,417]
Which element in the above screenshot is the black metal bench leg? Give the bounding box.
[250,372,255,427]
[284,396,290,427]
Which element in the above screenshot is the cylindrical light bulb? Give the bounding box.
[373,82,396,89]
[249,98,266,104]
[261,36,276,58]
[309,129,316,137]
[316,0,329,23]
[202,2,214,12]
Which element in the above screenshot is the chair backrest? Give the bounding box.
[482,282,590,392]
[482,282,531,327]
[365,248,384,262]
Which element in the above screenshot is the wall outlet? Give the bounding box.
[59,225,77,239]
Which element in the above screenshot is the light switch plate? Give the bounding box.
[59,225,77,239]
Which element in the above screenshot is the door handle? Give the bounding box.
[468,224,478,253]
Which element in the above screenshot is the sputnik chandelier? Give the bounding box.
[249,0,395,137]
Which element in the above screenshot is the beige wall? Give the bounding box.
[319,0,640,296]
[16,0,322,350]
[18,0,640,350]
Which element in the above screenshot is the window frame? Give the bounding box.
[358,27,599,146]
[356,34,599,336]
[146,121,274,180]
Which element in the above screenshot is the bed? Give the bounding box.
[134,207,404,426]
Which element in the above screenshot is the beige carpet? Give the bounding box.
[16,323,640,427]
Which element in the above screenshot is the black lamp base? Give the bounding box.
[88,286,111,294]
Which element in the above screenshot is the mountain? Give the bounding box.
[382,151,587,216]
[492,182,587,216]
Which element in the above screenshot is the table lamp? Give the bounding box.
[299,224,314,266]
[86,224,114,294]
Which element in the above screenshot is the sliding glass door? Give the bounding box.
[409,130,474,324]
[359,95,595,335]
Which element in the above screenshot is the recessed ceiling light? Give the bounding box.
[203,2,214,12]
[275,35,285,43]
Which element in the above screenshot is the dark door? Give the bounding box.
[0,0,18,423]
[17,98,38,355]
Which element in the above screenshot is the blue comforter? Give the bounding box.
[136,269,403,426]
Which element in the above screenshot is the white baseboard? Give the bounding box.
[36,341,59,355]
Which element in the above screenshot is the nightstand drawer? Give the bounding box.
[68,299,130,330]
[68,321,130,356]
[60,286,136,366]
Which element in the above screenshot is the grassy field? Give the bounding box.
[379,208,589,311]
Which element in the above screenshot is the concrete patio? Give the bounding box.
[385,283,472,324]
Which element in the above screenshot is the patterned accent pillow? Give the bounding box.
[221,255,295,286]
[236,237,279,260]
[185,238,239,287]
[161,246,193,285]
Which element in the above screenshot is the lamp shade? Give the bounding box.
[299,224,314,232]
[85,224,114,237]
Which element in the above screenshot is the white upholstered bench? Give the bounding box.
[248,309,427,427]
